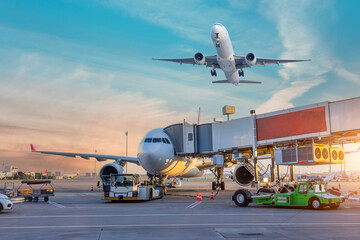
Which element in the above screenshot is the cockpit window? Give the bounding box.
[162,138,171,144]
[144,138,152,143]
[153,138,161,143]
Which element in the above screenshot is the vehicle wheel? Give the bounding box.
[309,198,322,210]
[212,181,216,190]
[159,188,164,199]
[149,189,153,201]
[34,197,39,202]
[28,197,33,202]
[220,181,225,191]
[44,197,49,202]
[330,203,340,209]
[0,203,3,212]
[24,197,27,202]
[233,189,251,207]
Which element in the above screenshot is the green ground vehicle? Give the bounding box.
[232,182,345,209]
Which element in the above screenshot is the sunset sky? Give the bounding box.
[0,0,359,174]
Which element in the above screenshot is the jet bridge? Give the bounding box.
[163,96,360,186]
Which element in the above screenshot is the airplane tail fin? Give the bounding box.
[30,144,36,152]
[238,80,262,84]
[212,80,230,83]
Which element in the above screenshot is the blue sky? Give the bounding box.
[0,0,359,173]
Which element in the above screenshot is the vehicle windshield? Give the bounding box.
[111,175,135,187]
[309,183,327,193]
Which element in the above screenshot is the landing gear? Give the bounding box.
[211,167,225,190]
[211,64,217,77]
[238,69,244,77]
[211,69,217,77]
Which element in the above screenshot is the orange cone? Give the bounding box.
[210,191,214,200]
[247,186,249,191]
[196,191,202,201]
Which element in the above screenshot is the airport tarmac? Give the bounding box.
[1,180,360,239]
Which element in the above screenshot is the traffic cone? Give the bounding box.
[91,185,93,192]
[196,191,202,201]
[247,186,249,191]
[210,191,214,200]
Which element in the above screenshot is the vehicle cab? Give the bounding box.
[102,174,163,201]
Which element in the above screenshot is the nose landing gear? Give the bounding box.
[211,167,225,190]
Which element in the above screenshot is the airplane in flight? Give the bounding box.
[30,128,222,189]
[153,23,311,85]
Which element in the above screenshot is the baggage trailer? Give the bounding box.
[102,174,164,201]
[17,180,54,202]
[232,181,352,209]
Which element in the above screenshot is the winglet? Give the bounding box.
[30,144,36,152]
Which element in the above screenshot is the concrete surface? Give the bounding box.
[1,180,360,239]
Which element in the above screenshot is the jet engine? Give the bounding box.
[245,52,257,66]
[194,52,206,65]
[99,162,123,185]
[234,164,254,186]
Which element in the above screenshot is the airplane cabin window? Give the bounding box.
[153,138,161,143]
[144,138,152,143]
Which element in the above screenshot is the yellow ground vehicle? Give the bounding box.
[17,180,54,202]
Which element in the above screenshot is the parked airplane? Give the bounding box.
[153,23,311,85]
[30,128,226,189]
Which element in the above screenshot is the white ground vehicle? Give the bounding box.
[0,194,13,213]
[102,174,164,201]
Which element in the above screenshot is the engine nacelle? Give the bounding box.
[194,52,205,65]
[99,162,123,185]
[234,164,254,186]
[245,52,256,66]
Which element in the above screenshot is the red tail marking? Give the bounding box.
[30,144,36,151]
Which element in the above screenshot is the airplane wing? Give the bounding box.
[235,56,311,68]
[30,144,140,165]
[212,80,261,84]
[152,55,220,68]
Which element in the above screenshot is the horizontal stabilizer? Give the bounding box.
[212,80,230,83]
[238,80,262,84]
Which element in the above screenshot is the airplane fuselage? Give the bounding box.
[137,128,204,178]
[211,23,240,85]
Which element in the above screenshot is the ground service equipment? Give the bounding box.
[232,182,347,209]
[17,180,54,202]
[102,174,164,201]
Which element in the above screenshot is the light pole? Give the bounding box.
[94,149,97,177]
[125,131,128,174]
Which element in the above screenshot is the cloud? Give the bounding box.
[256,0,352,113]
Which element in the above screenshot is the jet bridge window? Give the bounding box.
[153,138,161,143]
[144,138,152,143]
[188,133,193,141]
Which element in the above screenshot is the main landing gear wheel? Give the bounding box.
[238,70,244,77]
[211,69,217,77]
[233,189,251,207]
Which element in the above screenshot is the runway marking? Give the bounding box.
[2,222,360,230]
[3,212,360,219]
[48,201,66,209]
[186,201,202,208]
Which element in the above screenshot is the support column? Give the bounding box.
[277,165,281,181]
[290,165,295,181]
[271,151,276,182]
[250,109,258,186]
